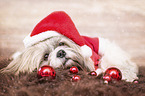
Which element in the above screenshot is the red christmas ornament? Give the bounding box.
[37,65,56,79]
[89,71,97,76]
[72,75,81,82]
[133,80,138,84]
[103,75,111,82]
[103,67,122,82]
[69,66,79,74]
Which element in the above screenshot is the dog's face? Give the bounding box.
[39,36,84,69]
[2,36,95,74]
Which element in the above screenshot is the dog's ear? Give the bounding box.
[1,47,44,75]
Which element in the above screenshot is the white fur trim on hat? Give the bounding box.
[80,45,92,58]
[23,31,62,48]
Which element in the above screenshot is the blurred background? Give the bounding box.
[0,0,145,66]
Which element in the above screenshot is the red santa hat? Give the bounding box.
[23,11,100,69]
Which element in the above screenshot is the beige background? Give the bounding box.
[0,0,145,66]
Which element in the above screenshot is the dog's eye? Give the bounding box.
[44,54,49,60]
[59,42,65,46]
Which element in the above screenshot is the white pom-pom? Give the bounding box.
[80,45,92,58]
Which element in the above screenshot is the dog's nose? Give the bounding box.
[57,50,66,58]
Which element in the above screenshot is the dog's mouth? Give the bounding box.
[62,57,85,71]
[63,58,79,66]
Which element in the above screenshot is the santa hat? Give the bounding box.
[23,11,100,69]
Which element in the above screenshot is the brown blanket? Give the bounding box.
[0,58,145,96]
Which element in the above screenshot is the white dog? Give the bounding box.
[1,11,138,82]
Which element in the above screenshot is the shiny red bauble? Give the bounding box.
[133,80,138,84]
[89,71,97,76]
[37,65,56,79]
[69,66,79,74]
[103,67,122,82]
[103,76,111,82]
[72,75,81,82]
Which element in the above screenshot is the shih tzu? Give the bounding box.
[1,11,138,82]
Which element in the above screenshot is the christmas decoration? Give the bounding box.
[37,65,56,79]
[133,80,138,84]
[103,76,111,84]
[72,75,81,82]
[89,71,97,76]
[103,67,122,82]
[69,66,79,74]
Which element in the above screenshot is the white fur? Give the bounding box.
[12,51,22,59]
[1,36,94,74]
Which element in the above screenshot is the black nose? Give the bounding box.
[57,50,66,58]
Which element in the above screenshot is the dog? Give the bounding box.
[1,11,138,82]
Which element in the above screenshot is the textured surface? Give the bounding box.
[0,59,145,96]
